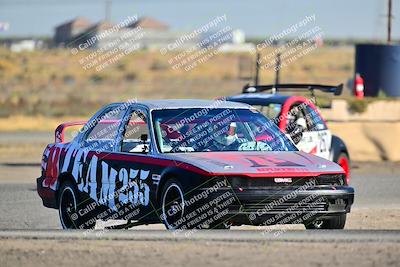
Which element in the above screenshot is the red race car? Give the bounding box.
[37,99,354,230]
[227,84,351,182]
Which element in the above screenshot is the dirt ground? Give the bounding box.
[329,122,400,162]
[0,239,399,267]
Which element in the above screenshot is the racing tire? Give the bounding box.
[161,179,187,230]
[304,214,346,230]
[58,181,95,230]
[336,152,350,184]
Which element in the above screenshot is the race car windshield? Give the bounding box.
[152,108,297,153]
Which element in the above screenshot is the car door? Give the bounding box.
[76,104,129,219]
[110,107,162,222]
[76,105,161,223]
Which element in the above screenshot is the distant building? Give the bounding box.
[69,21,115,49]
[126,17,169,31]
[10,40,37,52]
[62,16,191,51]
[218,30,256,53]
[53,16,253,53]
[125,17,198,51]
[54,17,92,46]
[124,17,178,50]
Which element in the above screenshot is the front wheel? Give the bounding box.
[304,214,347,229]
[161,179,187,230]
[336,152,350,184]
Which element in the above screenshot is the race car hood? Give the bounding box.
[165,151,344,177]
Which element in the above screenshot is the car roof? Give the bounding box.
[226,93,291,105]
[115,99,252,110]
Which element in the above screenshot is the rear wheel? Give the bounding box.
[305,214,346,229]
[58,182,79,229]
[58,181,95,230]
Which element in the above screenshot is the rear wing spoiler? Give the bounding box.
[242,83,343,96]
[55,121,87,143]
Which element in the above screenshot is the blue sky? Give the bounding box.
[0,0,399,40]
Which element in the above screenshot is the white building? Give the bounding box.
[10,40,36,52]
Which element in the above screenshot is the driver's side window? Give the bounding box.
[121,110,150,153]
[304,105,327,131]
[286,104,308,133]
[82,105,126,153]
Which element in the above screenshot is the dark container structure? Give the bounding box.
[355,44,400,97]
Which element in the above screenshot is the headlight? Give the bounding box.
[316,174,346,186]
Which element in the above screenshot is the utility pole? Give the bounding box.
[275,52,281,86]
[254,52,260,86]
[387,0,392,43]
[105,0,111,22]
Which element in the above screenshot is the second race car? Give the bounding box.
[226,84,351,183]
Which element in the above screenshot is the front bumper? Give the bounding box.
[193,186,354,226]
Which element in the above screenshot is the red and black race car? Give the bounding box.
[37,99,354,230]
[226,84,351,182]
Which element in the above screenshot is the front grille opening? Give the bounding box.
[227,177,314,188]
[237,196,329,213]
[227,174,345,188]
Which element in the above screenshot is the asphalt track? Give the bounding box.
[0,151,399,240]
[1,160,400,267]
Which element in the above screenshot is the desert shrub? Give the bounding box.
[150,60,168,71]
[348,99,369,113]
[302,64,313,71]
[50,73,58,81]
[62,74,75,84]
[124,72,137,81]
[90,73,107,83]
[116,62,127,71]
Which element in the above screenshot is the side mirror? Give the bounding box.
[140,134,148,142]
[140,134,149,153]
[290,118,306,145]
[295,118,307,129]
[291,127,303,145]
